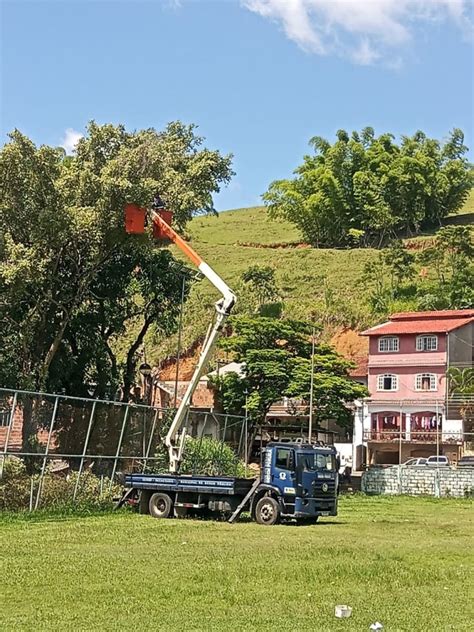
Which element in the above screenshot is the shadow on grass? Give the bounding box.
[0,506,125,526]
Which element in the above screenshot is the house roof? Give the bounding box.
[389,310,474,321]
[205,362,244,379]
[361,310,474,336]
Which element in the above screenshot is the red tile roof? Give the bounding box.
[390,309,474,321]
[362,310,474,336]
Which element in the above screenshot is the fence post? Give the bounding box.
[29,477,35,512]
[434,467,440,498]
[35,396,60,510]
[109,405,130,491]
[73,401,97,502]
[142,408,160,473]
[0,391,18,479]
[216,414,229,475]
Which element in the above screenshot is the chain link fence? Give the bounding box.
[0,388,246,512]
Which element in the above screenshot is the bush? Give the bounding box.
[150,437,250,478]
[180,437,249,477]
[0,457,120,512]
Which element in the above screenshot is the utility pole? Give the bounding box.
[244,388,249,476]
[308,326,316,444]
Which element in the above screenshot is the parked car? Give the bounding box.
[425,455,450,466]
[457,455,474,467]
[403,457,427,466]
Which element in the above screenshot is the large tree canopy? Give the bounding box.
[264,128,472,248]
[212,316,367,432]
[0,122,234,401]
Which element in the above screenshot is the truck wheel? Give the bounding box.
[255,496,280,526]
[149,492,173,519]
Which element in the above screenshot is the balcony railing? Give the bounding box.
[363,429,463,444]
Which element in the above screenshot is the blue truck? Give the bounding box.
[122,205,338,525]
[123,441,338,525]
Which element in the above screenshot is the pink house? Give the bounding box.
[352,310,474,469]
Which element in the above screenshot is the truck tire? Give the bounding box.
[149,492,173,519]
[255,496,280,526]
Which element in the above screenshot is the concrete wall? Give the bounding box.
[448,323,473,367]
[362,466,474,497]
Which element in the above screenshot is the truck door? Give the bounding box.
[271,447,296,495]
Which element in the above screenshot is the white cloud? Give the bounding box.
[242,0,473,65]
[61,128,83,154]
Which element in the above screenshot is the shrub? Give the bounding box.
[150,437,250,478]
[180,437,248,477]
[0,457,120,512]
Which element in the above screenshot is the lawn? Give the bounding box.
[1,496,472,631]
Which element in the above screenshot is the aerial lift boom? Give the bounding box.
[125,203,236,472]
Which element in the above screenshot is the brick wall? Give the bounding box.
[0,407,57,453]
[0,408,24,451]
[191,382,215,408]
[362,466,474,497]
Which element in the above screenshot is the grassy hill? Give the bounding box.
[147,191,474,365]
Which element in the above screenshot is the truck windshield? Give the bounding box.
[298,452,336,472]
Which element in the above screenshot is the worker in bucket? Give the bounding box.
[152,192,166,210]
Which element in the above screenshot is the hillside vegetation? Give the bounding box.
[147,190,473,365]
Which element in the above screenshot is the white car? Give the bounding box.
[426,455,450,466]
[403,457,427,466]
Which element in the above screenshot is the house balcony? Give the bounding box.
[363,429,463,445]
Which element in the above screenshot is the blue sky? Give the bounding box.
[1,0,473,211]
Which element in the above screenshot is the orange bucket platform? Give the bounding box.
[125,203,173,244]
[124,203,146,234]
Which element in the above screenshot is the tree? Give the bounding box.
[447,367,474,436]
[264,128,472,248]
[212,316,367,435]
[0,123,233,450]
[417,226,474,310]
[360,227,473,317]
[286,346,368,429]
[241,265,278,310]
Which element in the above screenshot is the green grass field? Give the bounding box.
[1,496,472,631]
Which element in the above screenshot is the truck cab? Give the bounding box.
[254,442,338,524]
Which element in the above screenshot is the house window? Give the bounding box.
[415,373,437,391]
[0,409,11,427]
[377,374,398,391]
[378,337,399,352]
[416,335,438,351]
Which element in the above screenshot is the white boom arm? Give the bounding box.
[149,209,236,472]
